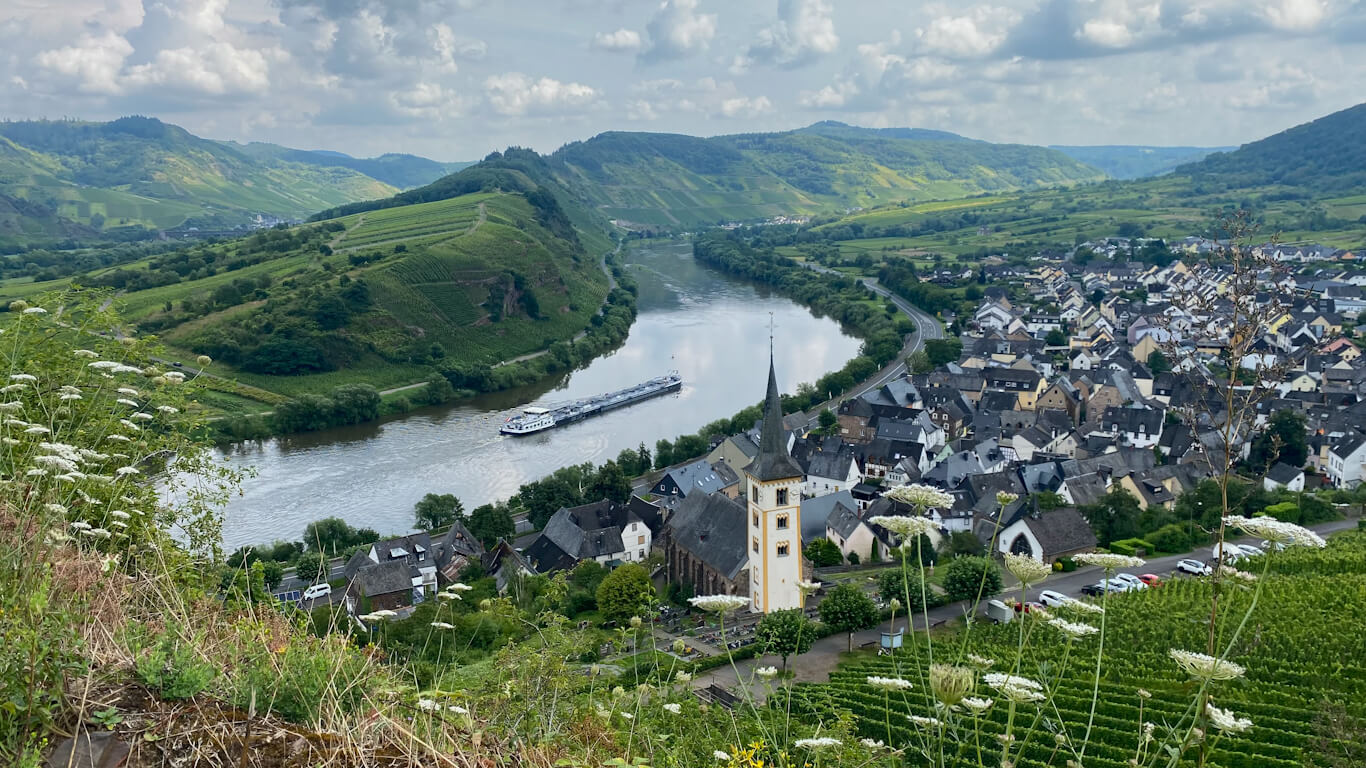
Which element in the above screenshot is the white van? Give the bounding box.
[303,583,332,601]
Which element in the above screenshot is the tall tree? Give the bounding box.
[942,556,1002,603]
[295,552,327,585]
[414,493,464,530]
[468,503,514,548]
[818,584,879,652]
[1248,410,1308,470]
[754,609,815,672]
[595,563,655,624]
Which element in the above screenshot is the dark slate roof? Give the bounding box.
[522,533,576,574]
[353,559,413,597]
[1023,507,1098,556]
[801,489,857,540]
[1101,405,1164,435]
[660,458,738,497]
[1064,473,1109,506]
[667,492,749,580]
[627,495,663,533]
[806,447,857,480]
[746,357,805,481]
[437,520,484,570]
[527,498,646,572]
[826,502,864,539]
[1267,462,1303,484]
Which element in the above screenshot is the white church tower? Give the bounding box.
[744,353,805,613]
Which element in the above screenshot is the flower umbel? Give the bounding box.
[1073,552,1147,571]
[929,664,975,706]
[1169,649,1246,681]
[1003,553,1052,585]
[1206,702,1253,735]
[866,675,913,691]
[883,483,955,511]
[689,594,749,614]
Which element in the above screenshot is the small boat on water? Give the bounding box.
[500,373,682,435]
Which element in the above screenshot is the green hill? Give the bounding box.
[542,122,1106,228]
[1051,145,1229,179]
[1177,101,1366,192]
[0,117,462,248]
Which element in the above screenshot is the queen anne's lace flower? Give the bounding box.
[1063,597,1105,614]
[755,666,778,679]
[116,399,139,408]
[860,738,885,748]
[967,653,995,669]
[0,402,23,412]
[961,696,994,713]
[929,664,975,706]
[797,580,821,595]
[908,715,942,728]
[984,673,1045,703]
[9,374,37,382]
[995,491,1019,506]
[1003,553,1052,585]
[712,751,731,761]
[436,592,461,601]
[1169,649,1245,681]
[89,361,121,370]
[884,483,955,511]
[360,610,397,622]
[1217,565,1258,583]
[22,307,47,315]
[106,434,131,442]
[794,737,841,749]
[1049,618,1099,639]
[689,594,749,613]
[156,405,179,414]
[416,698,438,711]
[430,621,455,629]
[117,388,139,396]
[1073,552,1147,570]
[663,703,681,714]
[1223,515,1325,548]
[73,349,99,358]
[1205,702,1252,735]
[115,466,140,476]
[24,425,51,435]
[674,671,691,683]
[868,514,937,538]
[866,675,913,691]
[448,705,468,714]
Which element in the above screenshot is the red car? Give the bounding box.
[1138,574,1163,587]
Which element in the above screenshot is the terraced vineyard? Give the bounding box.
[331,193,491,250]
[786,531,1366,767]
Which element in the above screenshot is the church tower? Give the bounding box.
[744,353,805,613]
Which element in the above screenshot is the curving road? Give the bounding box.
[798,262,946,427]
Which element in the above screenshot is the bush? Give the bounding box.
[804,538,844,567]
[942,556,1002,602]
[1148,523,1191,553]
[1110,538,1154,557]
[876,568,942,612]
[132,628,215,701]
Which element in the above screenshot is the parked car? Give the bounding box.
[985,599,1014,624]
[1081,580,1126,596]
[1038,590,1071,607]
[1014,600,1044,614]
[1112,573,1148,590]
[1211,543,1247,563]
[1176,558,1212,576]
[1138,574,1163,586]
[302,583,332,601]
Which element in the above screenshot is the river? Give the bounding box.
[215,240,862,550]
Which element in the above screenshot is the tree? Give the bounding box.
[878,568,932,612]
[754,609,815,671]
[924,338,963,366]
[295,551,327,585]
[1081,488,1143,546]
[589,461,632,503]
[468,503,514,548]
[595,563,655,624]
[414,493,464,530]
[302,517,358,553]
[942,556,1002,603]
[908,350,933,374]
[1147,350,1172,375]
[261,560,285,591]
[1248,410,1308,470]
[818,583,879,652]
[803,538,844,567]
[944,530,985,557]
[654,439,674,469]
[818,408,838,433]
[1045,328,1067,347]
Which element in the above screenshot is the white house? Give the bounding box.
[1326,433,1366,488]
[1263,463,1306,493]
[803,450,862,497]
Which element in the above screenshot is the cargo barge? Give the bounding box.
[500,373,683,435]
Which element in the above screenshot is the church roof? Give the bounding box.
[745,356,805,481]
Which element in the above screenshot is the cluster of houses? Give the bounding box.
[338,237,1366,617]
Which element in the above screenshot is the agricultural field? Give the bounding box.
[787,531,1366,767]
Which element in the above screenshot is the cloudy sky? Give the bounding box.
[3,0,1364,160]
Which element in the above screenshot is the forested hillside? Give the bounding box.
[0,117,460,248]
[545,122,1105,228]
[1177,102,1366,192]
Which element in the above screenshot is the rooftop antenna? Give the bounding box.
[768,311,775,359]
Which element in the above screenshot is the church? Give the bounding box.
[662,353,810,613]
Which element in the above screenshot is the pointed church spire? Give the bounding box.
[746,346,805,481]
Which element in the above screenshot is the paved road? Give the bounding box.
[692,517,1360,694]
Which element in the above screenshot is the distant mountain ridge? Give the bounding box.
[0,116,466,248]
[1175,102,1366,192]
[1050,145,1230,179]
[543,122,1107,228]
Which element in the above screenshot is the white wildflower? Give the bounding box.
[713,751,731,761]
[117,388,139,396]
[416,698,438,711]
[868,514,936,538]
[164,371,186,382]
[889,598,902,611]
[119,419,141,431]
[663,703,681,714]
[967,654,995,669]
[56,472,86,482]
[109,521,127,529]
[106,434,131,443]
[755,666,778,679]
[1049,618,1100,639]
[1063,598,1105,615]
[995,491,1019,506]
[82,527,112,539]
[860,738,885,749]
[884,483,955,510]
[9,374,37,382]
[436,592,461,601]
[3,438,20,446]
[24,425,51,434]
[73,350,100,359]
[1137,689,1152,699]
[59,393,81,401]
[1073,552,1146,570]
[22,307,47,315]
[1003,553,1052,585]
[430,621,455,629]
[34,455,78,472]
[1206,702,1252,735]
[88,361,121,370]
[447,705,468,714]
[1,383,27,392]
[360,610,398,622]
[1217,565,1257,583]
[447,582,473,592]
[1169,649,1245,681]
[929,664,975,706]
[44,503,67,515]
[619,712,633,720]
[1141,721,1156,745]
[794,737,841,749]
[797,580,821,595]
[5,418,28,427]
[112,364,143,375]
[984,673,1045,704]
[115,466,140,476]
[961,696,994,713]
[156,405,179,414]
[110,510,131,520]
[23,467,44,475]
[908,715,942,728]
[116,399,139,408]
[866,675,913,691]
[131,412,154,421]
[1223,515,1325,548]
[689,594,749,613]
[0,402,23,412]
[674,671,692,683]
[70,521,92,531]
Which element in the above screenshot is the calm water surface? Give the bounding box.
[216,241,860,549]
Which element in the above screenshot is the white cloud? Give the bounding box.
[36,32,133,94]
[737,0,839,70]
[484,72,598,115]
[640,0,716,63]
[592,28,642,52]
[799,79,858,109]
[719,95,772,118]
[390,81,466,119]
[1076,19,1135,48]
[123,42,272,95]
[916,6,1019,58]
[1263,0,1326,30]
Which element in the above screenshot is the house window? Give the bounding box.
[777,542,790,557]
[751,485,760,503]
[776,488,789,506]
[753,537,760,553]
[639,549,645,560]
[776,513,789,530]
[753,512,759,527]
[638,535,645,545]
